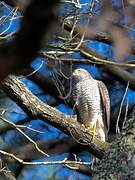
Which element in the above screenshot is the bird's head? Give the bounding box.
[72,68,92,81]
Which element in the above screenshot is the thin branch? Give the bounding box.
[79,45,135,90]
[0,115,49,157]
[0,149,91,166]
[10,137,83,163]
[116,82,129,134]
[45,42,135,68]
[0,117,30,135]
[80,46,135,68]
[42,46,135,91]
[63,20,135,54]
[11,137,77,160]
[22,66,64,105]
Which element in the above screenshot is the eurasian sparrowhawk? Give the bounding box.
[71,68,110,142]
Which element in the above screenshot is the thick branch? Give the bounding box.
[1,75,109,159]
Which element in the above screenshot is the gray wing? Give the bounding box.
[98,81,110,132]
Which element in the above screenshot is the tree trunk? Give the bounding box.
[94,108,135,179]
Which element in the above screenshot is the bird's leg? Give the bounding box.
[91,122,97,140]
[87,122,97,142]
[85,123,97,141]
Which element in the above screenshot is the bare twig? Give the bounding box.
[116,82,129,134]
[0,115,49,157]
[0,149,91,166]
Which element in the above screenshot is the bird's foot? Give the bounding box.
[86,126,97,141]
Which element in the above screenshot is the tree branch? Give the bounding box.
[43,43,135,91]
[60,19,135,90]
[1,75,110,159]
[0,117,30,135]
[0,150,91,166]
[80,45,135,90]
[63,20,135,54]
[22,66,64,104]
[10,137,78,160]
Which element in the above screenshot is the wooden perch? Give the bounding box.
[1,75,110,159]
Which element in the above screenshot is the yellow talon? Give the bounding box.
[87,123,97,141]
[90,126,96,141]
[92,126,96,139]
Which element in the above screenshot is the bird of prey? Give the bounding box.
[71,68,110,142]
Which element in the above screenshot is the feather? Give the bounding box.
[98,81,110,133]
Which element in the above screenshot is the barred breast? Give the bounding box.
[72,78,102,126]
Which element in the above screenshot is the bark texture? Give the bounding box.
[94,109,135,179]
